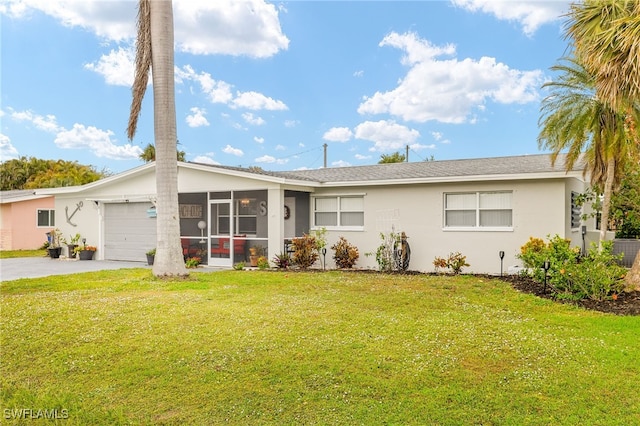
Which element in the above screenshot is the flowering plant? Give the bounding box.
[185,257,201,268]
[74,245,97,253]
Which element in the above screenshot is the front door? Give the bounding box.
[284,197,296,238]
[209,200,232,267]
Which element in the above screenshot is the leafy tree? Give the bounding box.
[610,162,640,238]
[139,142,186,162]
[127,0,187,277]
[0,157,105,190]
[378,152,406,164]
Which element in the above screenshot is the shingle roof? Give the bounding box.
[280,154,585,183]
[0,189,47,203]
[193,153,584,184]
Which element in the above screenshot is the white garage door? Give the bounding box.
[104,202,156,261]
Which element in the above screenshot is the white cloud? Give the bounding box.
[332,160,351,168]
[9,108,141,159]
[2,0,289,58]
[253,136,264,144]
[176,65,234,104]
[232,91,288,111]
[355,153,371,160]
[174,0,289,58]
[242,112,266,126]
[0,0,136,41]
[55,123,142,159]
[323,127,353,142]
[222,144,244,156]
[0,133,19,161]
[451,0,568,36]
[353,70,364,78]
[358,32,544,124]
[354,120,420,152]
[431,131,443,141]
[84,47,136,86]
[186,107,210,127]
[11,110,61,133]
[284,120,298,128]
[275,144,285,151]
[255,155,288,165]
[192,155,219,165]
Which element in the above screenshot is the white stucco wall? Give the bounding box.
[313,177,586,274]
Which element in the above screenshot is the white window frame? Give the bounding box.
[36,209,55,227]
[311,194,364,231]
[443,191,513,231]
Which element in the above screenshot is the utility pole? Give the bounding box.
[323,143,328,168]
[406,145,409,162]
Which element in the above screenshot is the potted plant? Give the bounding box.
[249,245,264,267]
[75,245,97,260]
[46,228,62,259]
[62,233,81,258]
[146,248,156,265]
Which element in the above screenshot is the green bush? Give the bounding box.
[562,242,626,301]
[366,231,400,272]
[517,235,580,290]
[331,237,359,269]
[517,235,626,301]
[256,256,270,270]
[291,234,319,269]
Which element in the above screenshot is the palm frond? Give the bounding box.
[127,0,152,141]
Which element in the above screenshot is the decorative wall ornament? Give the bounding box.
[65,201,83,227]
[284,205,291,220]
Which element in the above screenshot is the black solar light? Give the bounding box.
[499,251,505,276]
[543,260,551,293]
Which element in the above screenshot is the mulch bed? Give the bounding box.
[494,274,640,316]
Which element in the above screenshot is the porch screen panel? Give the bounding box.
[445,193,476,227]
[479,192,512,227]
[315,197,337,226]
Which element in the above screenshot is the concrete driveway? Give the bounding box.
[0,257,150,281]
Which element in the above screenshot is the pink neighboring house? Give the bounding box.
[0,190,55,250]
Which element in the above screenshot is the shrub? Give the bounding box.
[517,235,580,290]
[291,234,319,269]
[517,235,625,300]
[233,262,245,270]
[256,256,270,270]
[272,252,292,269]
[331,237,359,269]
[366,231,400,272]
[562,242,626,301]
[433,252,469,275]
[185,257,201,268]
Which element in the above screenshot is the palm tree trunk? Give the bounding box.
[149,0,187,277]
[598,156,616,251]
[627,251,640,289]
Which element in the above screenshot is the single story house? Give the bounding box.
[36,153,597,274]
[0,190,56,250]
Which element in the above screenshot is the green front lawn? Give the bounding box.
[0,249,47,259]
[1,270,638,425]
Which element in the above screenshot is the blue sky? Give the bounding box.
[1,0,572,174]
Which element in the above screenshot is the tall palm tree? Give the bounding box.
[127,0,187,277]
[566,0,640,286]
[566,0,640,111]
[538,58,639,250]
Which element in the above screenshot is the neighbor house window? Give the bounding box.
[37,209,55,227]
[313,196,364,229]
[444,192,512,229]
